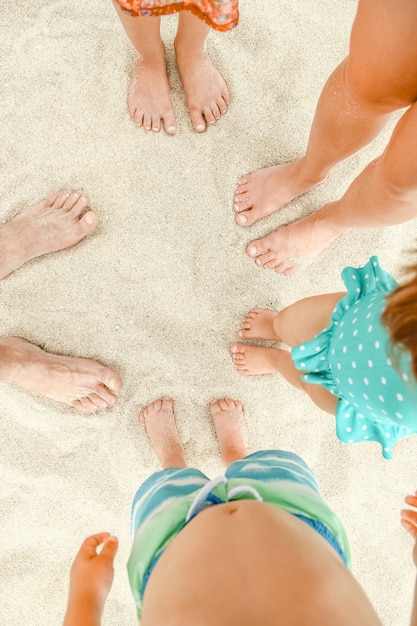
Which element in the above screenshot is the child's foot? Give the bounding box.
[246,210,341,276]
[140,397,187,468]
[0,337,122,412]
[233,160,326,227]
[0,192,98,280]
[128,47,177,135]
[231,343,287,376]
[175,46,230,132]
[209,398,247,466]
[238,308,280,341]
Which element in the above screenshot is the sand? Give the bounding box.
[1,1,416,624]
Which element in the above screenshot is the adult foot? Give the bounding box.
[209,398,247,466]
[238,308,280,341]
[128,46,177,135]
[175,45,230,132]
[246,210,341,275]
[0,191,98,280]
[234,160,326,227]
[231,343,286,376]
[0,337,122,412]
[139,397,187,469]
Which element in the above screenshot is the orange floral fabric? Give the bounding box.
[115,0,239,32]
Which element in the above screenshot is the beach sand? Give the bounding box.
[1,1,416,624]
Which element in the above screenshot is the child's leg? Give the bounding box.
[112,2,176,134]
[140,397,187,468]
[209,398,248,466]
[232,293,344,414]
[236,292,346,344]
[174,11,230,132]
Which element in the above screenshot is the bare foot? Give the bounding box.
[175,46,230,133]
[209,398,247,466]
[246,210,342,276]
[0,192,98,280]
[231,343,288,376]
[128,46,177,135]
[238,309,280,341]
[139,397,187,469]
[0,337,121,412]
[233,160,326,227]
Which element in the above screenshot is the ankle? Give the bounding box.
[222,444,247,466]
[136,39,166,64]
[174,38,205,62]
[296,156,331,187]
[0,338,23,382]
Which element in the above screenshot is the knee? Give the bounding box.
[379,151,417,202]
[273,308,296,346]
[342,61,414,112]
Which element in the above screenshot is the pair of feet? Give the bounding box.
[0,192,121,412]
[140,396,247,468]
[129,43,230,134]
[233,161,340,275]
[231,308,285,376]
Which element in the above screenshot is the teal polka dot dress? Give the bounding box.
[292,257,417,459]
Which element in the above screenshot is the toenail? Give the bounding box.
[108,378,117,390]
[85,212,94,224]
[256,259,262,266]
[168,126,176,134]
[247,246,257,257]
[238,215,247,225]
[196,124,205,131]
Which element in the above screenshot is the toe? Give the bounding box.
[79,397,98,412]
[163,114,177,135]
[238,174,251,186]
[143,113,152,131]
[217,97,228,115]
[61,193,80,211]
[94,384,118,406]
[235,211,250,226]
[88,393,109,409]
[68,195,89,218]
[210,102,221,120]
[257,251,277,267]
[78,210,99,236]
[190,110,206,133]
[235,183,249,196]
[44,191,63,207]
[151,115,161,133]
[52,193,71,209]
[134,109,144,127]
[202,106,215,126]
[247,240,268,259]
[102,371,122,393]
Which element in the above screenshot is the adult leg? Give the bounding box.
[248,98,417,274]
[0,192,97,280]
[209,398,247,466]
[0,337,122,412]
[140,397,187,468]
[174,11,230,132]
[235,0,417,244]
[112,2,176,134]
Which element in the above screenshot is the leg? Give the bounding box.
[0,192,98,280]
[0,337,122,412]
[209,398,247,466]
[174,11,230,132]
[140,397,187,469]
[236,293,346,344]
[112,2,176,134]
[235,0,417,230]
[247,100,417,274]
